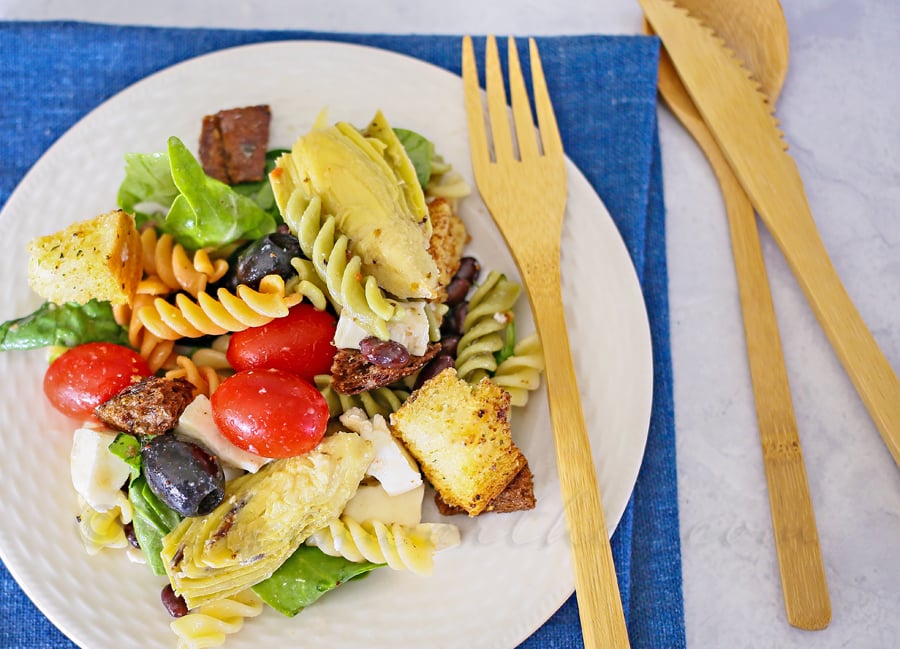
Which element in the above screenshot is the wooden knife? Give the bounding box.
[639,0,900,471]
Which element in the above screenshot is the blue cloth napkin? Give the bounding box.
[0,22,684,649]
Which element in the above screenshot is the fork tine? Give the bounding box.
[506,37,539,162]
[484,35,514,165]
[462,36,491,176]
[529,38,563,158]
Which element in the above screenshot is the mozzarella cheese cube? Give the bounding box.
[339,408,422,495]
[333,300,430,356]
[342,482,425,527]
[70,426,132,513]
[175,395,271,473]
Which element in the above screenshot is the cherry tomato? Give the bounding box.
[226,304,338,382]
[43,342,152,419]
[211,369,329,458]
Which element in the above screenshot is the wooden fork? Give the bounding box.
[462,35,631,648]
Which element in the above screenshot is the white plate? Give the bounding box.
[0,41,652,649]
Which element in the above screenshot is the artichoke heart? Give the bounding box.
[276,112,439,300]
[160,432,374,608]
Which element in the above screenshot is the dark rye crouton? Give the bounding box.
[330,343,442,395]
[199,105,271,184]
[95,376,195,437]
[435,463,536,515]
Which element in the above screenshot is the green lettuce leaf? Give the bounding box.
[252,545,381,616]
[394,128,434,188]
[109,433,141,482]
[495,320,517,366]
[0,300,128,351]
[116,150,179,228]
[129,476,182,576]
[165,136,277,249]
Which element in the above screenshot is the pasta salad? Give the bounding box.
[0,105,545,648]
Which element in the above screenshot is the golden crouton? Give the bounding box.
[427,197,468,301]
[390,367,527,516]
[27,209,142,306]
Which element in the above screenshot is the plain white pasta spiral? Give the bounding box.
[308,516,460,576]
[170,589,264,649]
[491,333,545,407]
[286,193,395,339]
[76,494,132,555]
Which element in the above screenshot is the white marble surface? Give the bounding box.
[2,1,899,647]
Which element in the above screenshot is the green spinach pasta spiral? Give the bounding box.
[491,333,545,407]
[314,374,410,419]
[454,271,522,383]
[284,193,396,340]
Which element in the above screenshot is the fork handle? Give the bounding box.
[527,267,632,648]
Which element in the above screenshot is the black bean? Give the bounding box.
[414,354,456,390]
[123,522,140,549]
[359,337,411,368]
[161,584,189,618]
[440,334,460,358]
[456,257,481,283]
[444,278,471,306]
[442,302,468,336]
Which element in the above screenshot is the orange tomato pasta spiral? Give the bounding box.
[137,230,229,297]
[113,295,178,372]
[137,274,304,341]
[165,354,225,398]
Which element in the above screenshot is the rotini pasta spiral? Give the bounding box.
[314,374,409,419]
[307,516,460,576]
[76,494,132,556]
[286,193,395,340]
[165,354,225,398]
[169,589,264,649]
[425,156,471,205]
[455,271,522,384]
[113,296,178,372]
[491,333,545,407]
[286,257,329,311]
[138,230,229,297]
[137,275,304,340]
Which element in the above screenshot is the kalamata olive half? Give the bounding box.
[455,257,481,283]
[414,354,456,390]
[142,434,225,517]
[360,337,411,368]
[228,232,302,290]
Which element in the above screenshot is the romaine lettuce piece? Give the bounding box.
[116,150,179,228]
[252,545,380,616]
[165,136,277,250]
[393,127,434,188]
[129,476,182,576]
[0,300,128,351]
[108,433,141,481]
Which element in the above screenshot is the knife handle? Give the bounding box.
[765,193,900,470]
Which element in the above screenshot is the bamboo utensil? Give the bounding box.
[640,0,900,471]
[644,0,831,629]
[461,35,630,648]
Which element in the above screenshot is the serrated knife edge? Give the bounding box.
[640,0,900,470]
[638,0,807,220]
